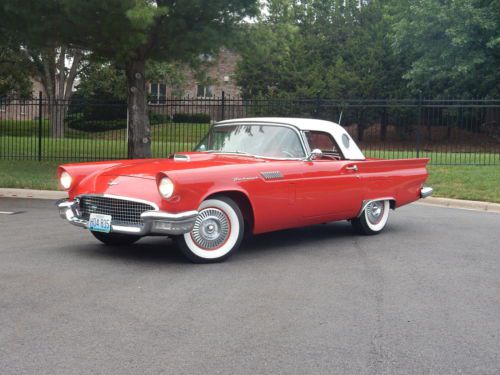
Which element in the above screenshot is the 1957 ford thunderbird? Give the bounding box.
[57,117,432,263]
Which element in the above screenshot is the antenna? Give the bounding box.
[338,111,343,126]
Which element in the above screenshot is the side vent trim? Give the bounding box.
[261,171,284,180]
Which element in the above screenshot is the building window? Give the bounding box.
[196,85,213,98]
[0,98,6,112]
[150,82,167,104]
[20,100,26,115]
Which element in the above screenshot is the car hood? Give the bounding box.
[98,152,268,180]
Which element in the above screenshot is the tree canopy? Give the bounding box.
[235,0,499,99]
[1,0,258,157]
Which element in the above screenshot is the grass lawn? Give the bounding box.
[0,160,498,203]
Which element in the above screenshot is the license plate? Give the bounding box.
[88,213,112,233]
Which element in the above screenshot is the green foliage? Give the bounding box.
[236,0,406,99]
[0,40,33,98]
[77,63,128,101]
[391,0,500,97]
[172,113,211,123]
[148,112,171,125]
[67,117,127,132]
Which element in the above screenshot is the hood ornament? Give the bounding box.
[108,180,119,186]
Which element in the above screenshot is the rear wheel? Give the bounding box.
[175,197,244,263]
[351,200,390,235]
[91,231,141,246]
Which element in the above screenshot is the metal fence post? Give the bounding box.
[221,91,225,121]
[416,94,422,158]
[38,91,43,161]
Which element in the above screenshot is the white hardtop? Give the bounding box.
[216,117,366,160]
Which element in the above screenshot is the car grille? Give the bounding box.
[78,196,155,227]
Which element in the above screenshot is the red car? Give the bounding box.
[57,118,432,263]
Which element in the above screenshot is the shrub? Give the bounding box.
[172,112,211,123]
[67,117,127,132]
[149,112,171,125]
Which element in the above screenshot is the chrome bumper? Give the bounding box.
[57,199,198,236]
[420,186,433,199]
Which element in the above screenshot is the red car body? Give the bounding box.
[57,118,432,262]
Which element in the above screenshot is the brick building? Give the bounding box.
[148,47,241,104]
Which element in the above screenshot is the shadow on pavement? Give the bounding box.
[61,220,372,264]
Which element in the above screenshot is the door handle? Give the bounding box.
[345,165,358,172]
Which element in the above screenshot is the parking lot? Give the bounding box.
[1,198,499,374]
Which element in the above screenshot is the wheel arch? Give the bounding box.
[358,197,397,217]
[204,190,255,234]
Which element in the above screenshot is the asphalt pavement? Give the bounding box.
[0,198,499,375]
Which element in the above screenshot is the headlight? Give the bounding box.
[159,177,174,198]
[60,171,72,190]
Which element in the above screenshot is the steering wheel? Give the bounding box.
[281,150,295,158]
[322,154,342,161]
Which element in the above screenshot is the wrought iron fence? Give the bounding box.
[0,93,499,165]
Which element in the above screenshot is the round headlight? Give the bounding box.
[159,177,174,198]
[60,171,72,190]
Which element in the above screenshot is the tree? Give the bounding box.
[25,47,85,137]
[236,0,406,100]
[1,0,257,157]
[390,0,500,98]
[0,41,32,98]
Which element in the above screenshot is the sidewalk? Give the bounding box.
[1,187,499,213]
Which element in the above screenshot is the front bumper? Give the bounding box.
[420,186,433,199]
[57,199,198,236]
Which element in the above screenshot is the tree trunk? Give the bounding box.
[50,99,67,138]
[126,59,151,159]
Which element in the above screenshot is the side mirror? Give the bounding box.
[306,148,323,161]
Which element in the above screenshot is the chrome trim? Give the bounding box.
[305,149,323,161]
[140,210,198,221]
[357,197,395,217]
[57,199,198,236]
[173,153,190,161]
[345,165,358,172]
[420,186,433,199]
[75,194,159,211]
[261,171,284,180]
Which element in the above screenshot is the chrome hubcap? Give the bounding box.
[191,208,230,249]
[366,201,384,224]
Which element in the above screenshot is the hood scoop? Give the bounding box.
[172,153,190,162]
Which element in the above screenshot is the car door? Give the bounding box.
[297,131,363,221]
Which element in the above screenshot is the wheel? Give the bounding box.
[351,200,390,235]
[91,231,141,245]
[175,197,244,263]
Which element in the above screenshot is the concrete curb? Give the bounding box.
[0,188,66,200]
[1,188,499,214]
[416,197,500,214]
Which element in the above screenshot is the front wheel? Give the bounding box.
[175,197,244,263]
[351,200,390,235]
[91,231,141,245]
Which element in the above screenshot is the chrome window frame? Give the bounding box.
[200,121,309,161]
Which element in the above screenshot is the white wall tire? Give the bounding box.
[351,200,390,235]
[175,197,244,263]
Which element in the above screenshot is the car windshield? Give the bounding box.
[195,124,306,159]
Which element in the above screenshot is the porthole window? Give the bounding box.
[342,133,350,148]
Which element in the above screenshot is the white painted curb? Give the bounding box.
[416,197,500,214]
[0,188,66,200]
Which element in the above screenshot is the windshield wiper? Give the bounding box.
[206,150,258,158]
